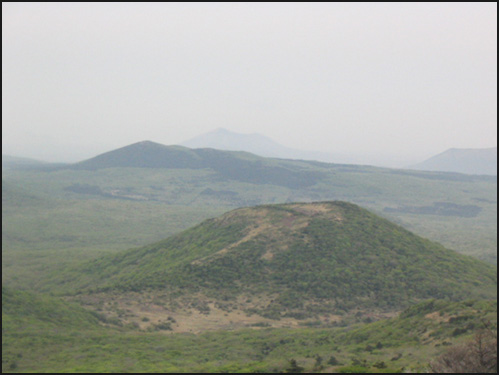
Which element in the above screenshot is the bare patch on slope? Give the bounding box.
[69,292,345,334]
[193,207,312,264]
[191,223,271,265]
[288,202,344,221]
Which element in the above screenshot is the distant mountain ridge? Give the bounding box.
[180,128,366,165]
[68,140,324,188]
[2,154,47,169]
[410,147,497,175]
[23,139,495,263]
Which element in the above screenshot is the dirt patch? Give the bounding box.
[425,311,451,323]
[289,203,344,222]
[70,291,345,334]
[170,303,304,333]
[261,250,275,260]
[288,203,333,215]
[192,223,271,265]
[194,208,312,264]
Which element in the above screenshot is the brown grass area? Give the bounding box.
[214,206,268,226]
[288,203,333,215]
[191,223,271,265]
[425,311,451,323]
[167,303,302,333]
[69,291,344,334]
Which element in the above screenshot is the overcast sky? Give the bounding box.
[2,3,497,163]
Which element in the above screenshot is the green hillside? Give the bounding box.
[4,142,496,264]
[49,202,496,318]
[3,142,496,293]
[68,141,323,188]
[3,293,496,373]
[2,287,103,332]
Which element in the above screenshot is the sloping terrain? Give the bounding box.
[68,140,323,188]
[64,141,499,263]
[21,139,496,262]
[2,141,496,296]
[2,286,103,332]
[49,202,496,321]
[2,155,47,170]
[2,285,496,373]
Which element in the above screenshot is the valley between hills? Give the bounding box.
[2,141,497,373]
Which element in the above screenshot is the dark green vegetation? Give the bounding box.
[2,287,496,373]
[68,141,322,188]
[2,142,497,373]
[49,202,496,319]
[2,141,497,292]
[2,286,103,331]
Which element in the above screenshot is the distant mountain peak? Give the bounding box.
[180,129,400,166]
[410,147,497,175]
[136,140,155,145]
[131,140,164,147]
[180,129,288,157]
[212,127,233,134]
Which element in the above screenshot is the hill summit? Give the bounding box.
[67,140,323,188]
[53,202,496,321]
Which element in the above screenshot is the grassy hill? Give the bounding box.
[68,140,323,188]
[3,143,496,373]
[48,202,496,321]
[2,141,496,293]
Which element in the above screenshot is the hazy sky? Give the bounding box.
[2,3,497,163]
